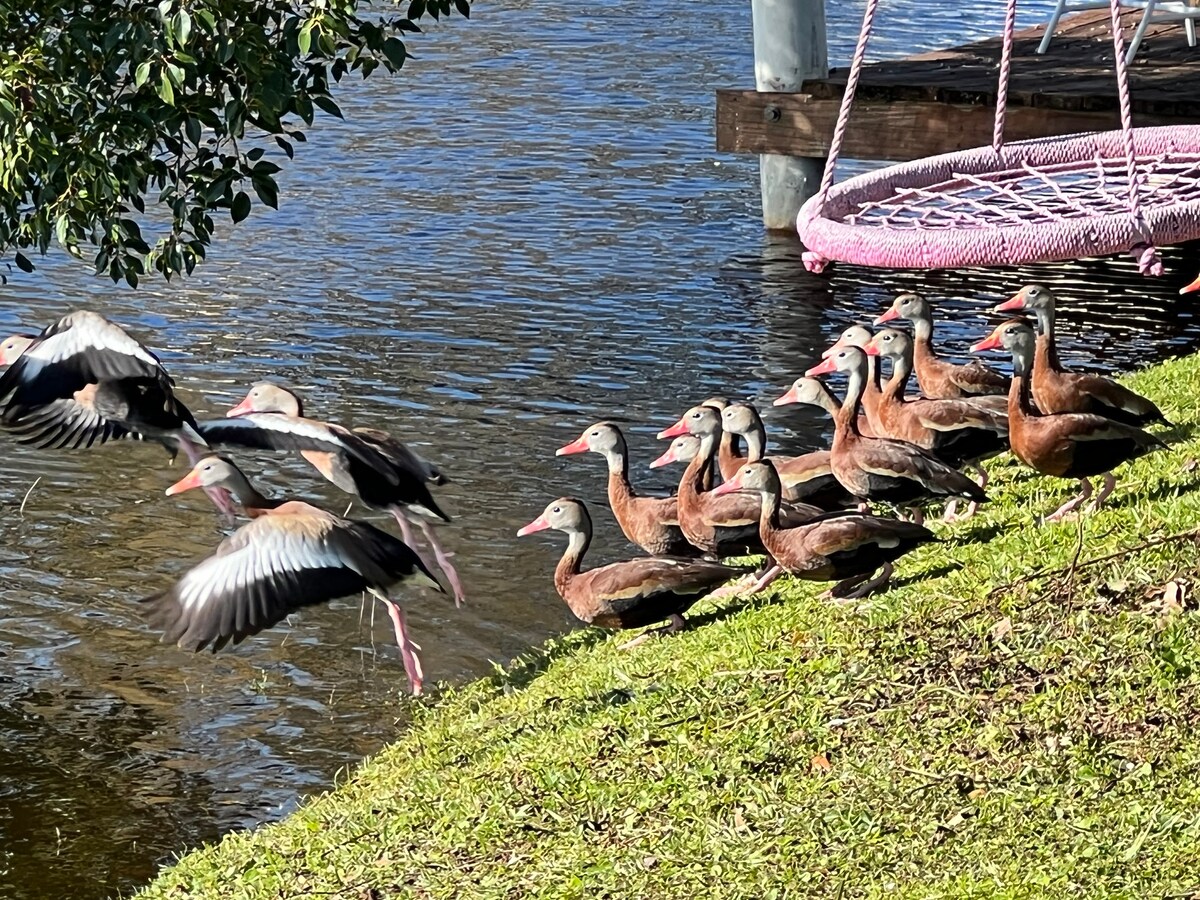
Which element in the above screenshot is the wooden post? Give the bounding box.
[751,0,828,230]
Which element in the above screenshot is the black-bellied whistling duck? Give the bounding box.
[1180,273,1200,295]
[774,375,877,438]
[712,460,936,598]
[658,405,821,557]
[0,334,33,366]
[556,422,697,557]
[719,402,855,510]
[199,381,464,606]
[149,455,443,694]
[517,497,744,646]
[971,320,1164,521]
[875,293,1009,399]
[993,285,1166,426]
[648,433,713,489]
[702,396,745,480]
[0,310,235,518]
[805,346,988,523]
[865,327,1009,522]
[865,329,1008,465]
[823,325,887,429]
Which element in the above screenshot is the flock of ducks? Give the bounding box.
[0,311,458,695]
[519,285,1169,646]
[0,284,1176,687]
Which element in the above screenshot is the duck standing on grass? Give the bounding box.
[517,497,747,648]
[971,319,1164,521]
[993,284,1167,426]
[712,460,936,599]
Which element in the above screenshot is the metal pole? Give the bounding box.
[751,0,828,230]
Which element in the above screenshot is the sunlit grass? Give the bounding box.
[139,354,1200,899]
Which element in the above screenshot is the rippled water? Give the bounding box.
[2,1,1200,896]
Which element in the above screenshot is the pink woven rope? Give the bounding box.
[1108,0,1163,274]
[993,0,1018,153]
[797,126,1200,271]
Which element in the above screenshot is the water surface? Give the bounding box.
[2,1,1198,896]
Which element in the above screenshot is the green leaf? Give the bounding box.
[454,0,470,17]
[175,10,192,46]
[275,136,294,159]
[231,190,252,223]
[185,116,201,145]
[55,214,70,247]
[298,25,313,56]
[252,160,281,176]
[409,0,427,19]
[246,147,265,161]
[312,95,343,119]
[251,175,279,209]
[158,71,175,105]
[14,252,33,273]
[382,37,407,69]
[134,61,152,88]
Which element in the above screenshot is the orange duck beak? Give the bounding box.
[970,326,1005,353]
[555,435,589,456]
[805,357,838,377]
[873,306,900,325]
[516,515,550,537]
[773,385,799,406]
[710,473,744,496]
[657,418,689,439]
[1180,272,1200,295]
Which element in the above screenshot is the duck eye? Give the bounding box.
[589,431,599,437]
[552,506,561,514]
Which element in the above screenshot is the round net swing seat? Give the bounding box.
[797,125,1200,275]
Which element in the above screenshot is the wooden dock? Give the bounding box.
[717,8,1200,163]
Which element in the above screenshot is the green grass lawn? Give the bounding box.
[140,355,1200,900]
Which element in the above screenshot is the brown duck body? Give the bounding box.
[1029,333,1165,426]
[971,318,1163,520]
[555,552,733,629]
[1007,365,1160,479]
[673,447,793,556]
[760,506,934,582]
[713,460,937,598]
[812,348,988,509]
[912,333,1011,400]
[605,469,695,557]
[996,285,1165,426]
[520,498,741,631]
[868,330,1009,469]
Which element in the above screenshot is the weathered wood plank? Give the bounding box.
[803,8,1200,116]
[715,90,1190,160]
[717,7,1200,161]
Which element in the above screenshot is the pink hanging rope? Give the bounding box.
[1108,0,1163,275]
[993,0,1019,153]
[803,0,882,273]
[798,0,1178,277]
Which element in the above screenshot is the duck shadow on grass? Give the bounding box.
[944,521,1007,547]
[488,627,612,694]
[1109,472,1200,508]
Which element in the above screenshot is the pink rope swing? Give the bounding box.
[798,0,1198,275]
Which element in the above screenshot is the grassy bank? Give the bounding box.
[141,356,1200,899]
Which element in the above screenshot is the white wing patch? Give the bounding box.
[32,311,161,369]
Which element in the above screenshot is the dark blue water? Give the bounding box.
[2,1,1198,897]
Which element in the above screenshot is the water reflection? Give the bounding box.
[4,0,1200,897]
